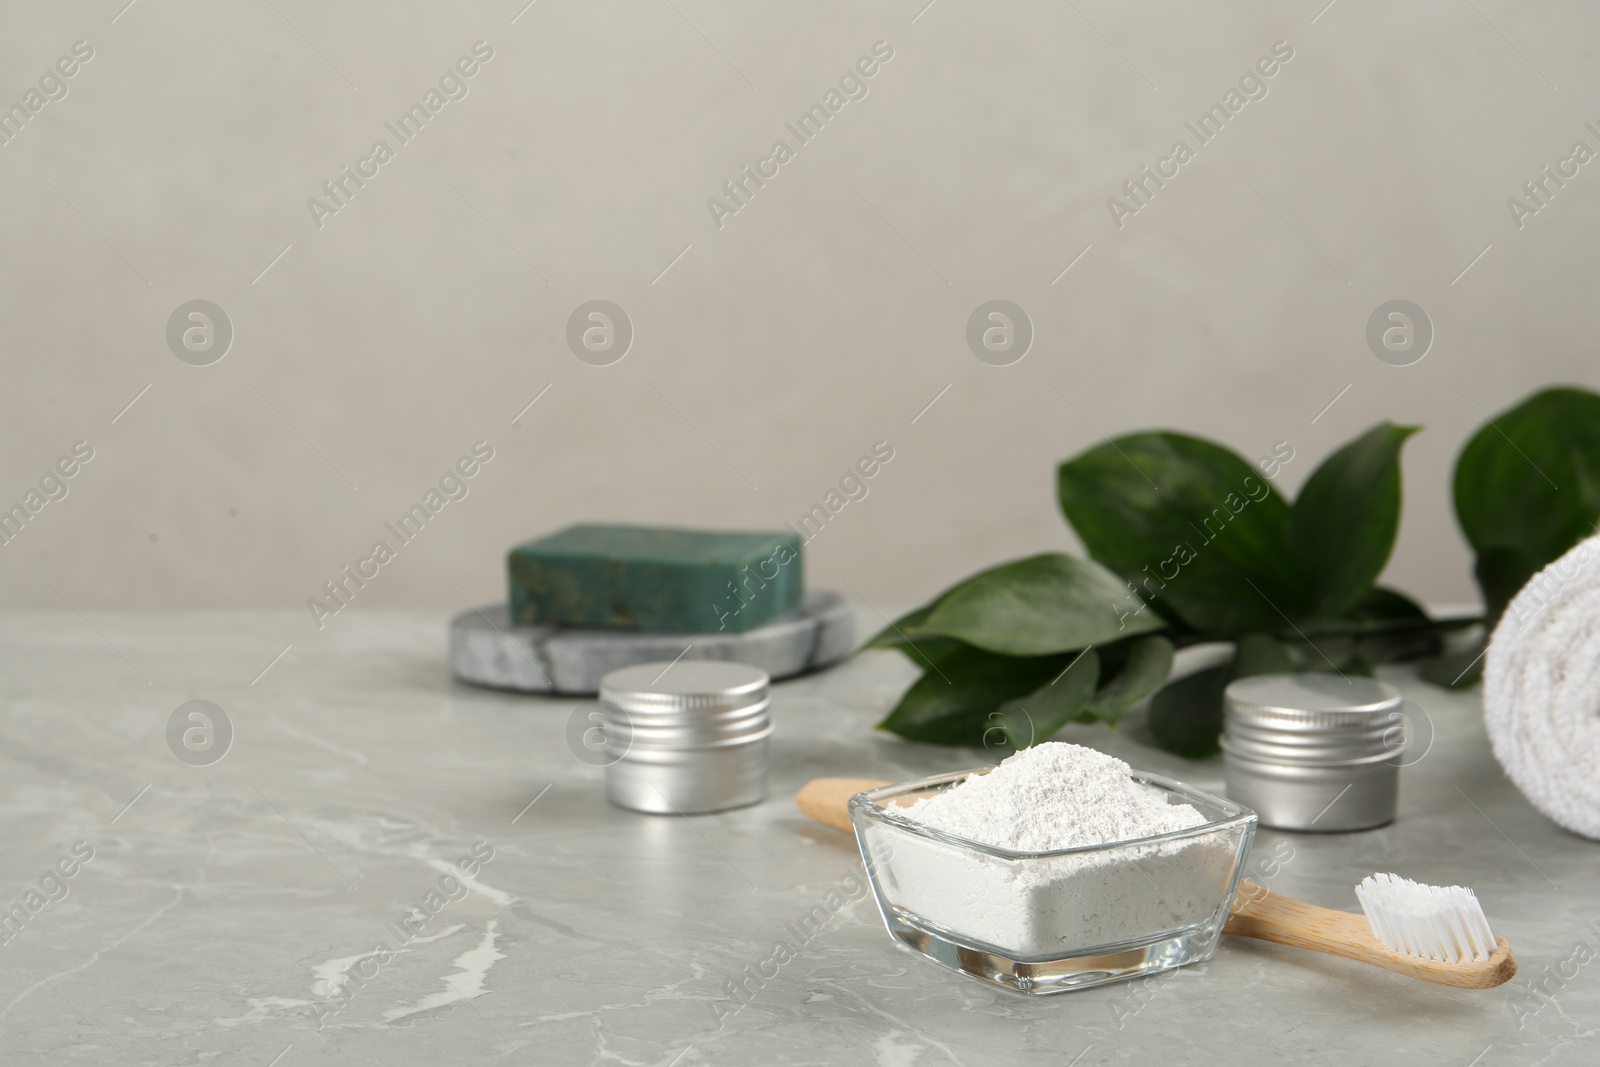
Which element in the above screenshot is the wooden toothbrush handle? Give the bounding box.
[1225,880,1517,989]
[796,777,889,833]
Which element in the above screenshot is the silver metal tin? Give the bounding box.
[598,661,772,815]
[1221,673,1406,832]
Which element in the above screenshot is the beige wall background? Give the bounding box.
[2,1,1596,631]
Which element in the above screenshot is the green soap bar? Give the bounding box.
[507,524,804,633]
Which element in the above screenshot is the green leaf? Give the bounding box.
[1288,423,1420,617]
[1058,432,1296,636]
[1147,663,1230,758]
[1147,634,1304,758]
[1344,586,1445,664]
[1415,547,1537,689]
[994,649,1101,748]
[1232,633,1294,677]
[917,553,1164,656]
[864,604,935,649]
[1348,586,1430,622]
[864,563,1000,648]
[1471,546,1544,629]
[862,604,971,673]
[1084,634,1175,722]
[876,646,1075,746]
[1454,386,1600,623]
[873,633,970,674]
[1420,643,1487,689]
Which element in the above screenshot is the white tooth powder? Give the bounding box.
[905,742,1206,849]
[879,743,1241,957]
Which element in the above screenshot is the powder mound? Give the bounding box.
[903,742,1205,851]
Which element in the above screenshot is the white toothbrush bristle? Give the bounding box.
[1354,873,1496,964]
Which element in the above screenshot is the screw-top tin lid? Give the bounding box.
[1227,672,1401,720]
[1223,673,1405,765]
[600,661,770,717]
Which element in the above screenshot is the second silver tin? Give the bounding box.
[1221,673,1406,832]
[598,660,773,815]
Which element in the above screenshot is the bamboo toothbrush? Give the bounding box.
[797,777,1517,990]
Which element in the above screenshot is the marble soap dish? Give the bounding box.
[449,589,855,695]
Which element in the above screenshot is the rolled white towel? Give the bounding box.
[1484,532,1600,840]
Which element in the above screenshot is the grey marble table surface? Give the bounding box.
[1,610,1595,1066]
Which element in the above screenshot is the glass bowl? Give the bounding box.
[848,768,1257,994]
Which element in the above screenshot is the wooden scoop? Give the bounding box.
[797,777,1516,989]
